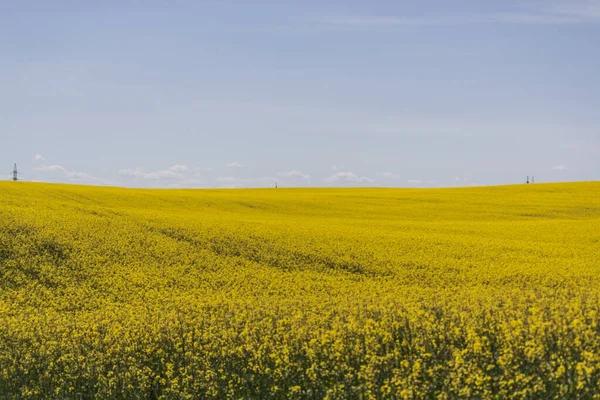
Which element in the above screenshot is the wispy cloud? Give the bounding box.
[226,161,243,168]
[277,170,311,180]
[191,167,213,178]
[316,1,600,29]
[169,164,189,173]
[316,14,586,29]
[552,164,568,171]
[37,165,68,174]
[325,171,373,184]
[36,164,111,184]
[548,0,600,19]
[34,153,45,161]
[117,164,218,186]
[407,179,423,185]
[377,171,401,179]
[118,165,189,180]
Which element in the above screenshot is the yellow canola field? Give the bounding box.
[0,181,599,399]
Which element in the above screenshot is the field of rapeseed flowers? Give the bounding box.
[0,181,599,399]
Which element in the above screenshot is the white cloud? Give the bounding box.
[377,171,401,179]
[277,170,311,180]
[331,165,340,171]
[451,178,473,186]
[37,165,68,174]
[118,164,216,185]
[34,153,45,161]
[145,170,184,180]
[118,168,144,178]
[118,166,186,180]
[36,164,111,184]
[169,164,189,173]
[325,171,374,184]
[407,179,423,185]
[552,164,568,171]
[226,161,243,168]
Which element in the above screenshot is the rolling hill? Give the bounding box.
[1,181,599,399]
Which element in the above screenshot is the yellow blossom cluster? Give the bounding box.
[0,181,599,399]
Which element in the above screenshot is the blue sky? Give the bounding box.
[1,0,598,188]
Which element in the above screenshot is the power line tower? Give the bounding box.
[12,163,18,181]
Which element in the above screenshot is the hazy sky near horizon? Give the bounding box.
[1,0,598,188]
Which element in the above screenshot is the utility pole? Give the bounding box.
[532,176,535,184]
[526,176,529,184]
[12,163,18,181]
